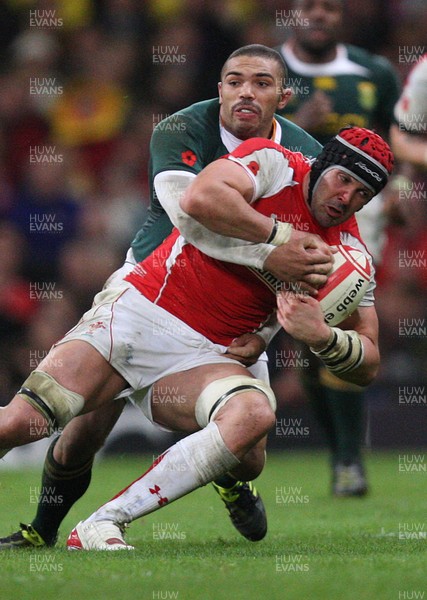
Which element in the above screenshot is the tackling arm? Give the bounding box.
[176,157,333,287]
[180,158,277,242]
[155,167,279,270]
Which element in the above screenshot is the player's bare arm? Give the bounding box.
[180,158,273,242]
[277,292,380,386]
[180,158,333,288]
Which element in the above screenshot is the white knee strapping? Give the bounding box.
[18,370,85,429]
[195,375,276,428]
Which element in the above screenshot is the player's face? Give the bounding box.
[310,168,374,227]
[218,56,291,140]
[293,0,343,55]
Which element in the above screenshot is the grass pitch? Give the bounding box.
[0,451,425,600]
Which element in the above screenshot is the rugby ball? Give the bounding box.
[317,245,371,326]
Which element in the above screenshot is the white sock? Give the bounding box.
[87,422,239,524]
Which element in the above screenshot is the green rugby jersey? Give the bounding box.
[277,43,400,144]
[131,98,322,262]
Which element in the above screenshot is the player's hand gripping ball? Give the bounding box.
[317,245,371,326]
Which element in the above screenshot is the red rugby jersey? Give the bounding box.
[125,138,362,345]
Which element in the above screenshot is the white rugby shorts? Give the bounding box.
[54,283,268,422]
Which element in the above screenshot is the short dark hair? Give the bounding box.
[221,44,288,87]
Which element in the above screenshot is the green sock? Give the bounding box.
[31,437,93,544]
[302,370,338,457]
[324,387,365,465]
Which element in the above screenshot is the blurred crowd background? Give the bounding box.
[0,0,425,449]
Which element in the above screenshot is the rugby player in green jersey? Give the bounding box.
[276,0,400,496]
[0,45,332,549]
[277,0,399,142]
